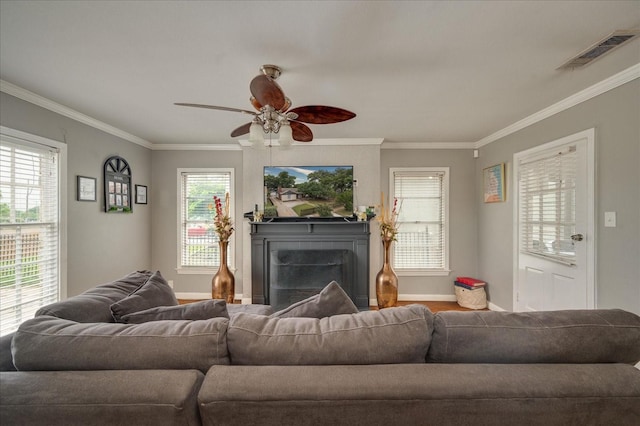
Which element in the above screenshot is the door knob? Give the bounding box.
[570,234,584,242]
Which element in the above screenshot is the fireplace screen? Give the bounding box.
[269,249,353,311]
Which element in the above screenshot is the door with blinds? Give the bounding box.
[514,129,594,311]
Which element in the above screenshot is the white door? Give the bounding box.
[514,129,595,311]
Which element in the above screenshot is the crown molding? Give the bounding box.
[381,141,475,150]
[151,143,241,151]
[475,63,640,148]
[237,138,384,147]
[0,79,154,149]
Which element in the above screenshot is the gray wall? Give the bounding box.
[150,149,243,295]
[0,93,152,297]
[477,79,640,314]
[380,148,478,298]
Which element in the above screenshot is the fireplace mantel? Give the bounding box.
[250,220,371,309]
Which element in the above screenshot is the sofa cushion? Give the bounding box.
[270,281,358,318]
[110,270,178,322]
[12,316,229,373]
[0,370,203,426]
[198,364,640,426]
[227,304,433,365]
[121,299,229,323]
[427,309,640,364]
[35,270,153,323]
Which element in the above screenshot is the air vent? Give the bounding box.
[558,29,639,69]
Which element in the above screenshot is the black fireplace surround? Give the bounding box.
[250,221,370,310]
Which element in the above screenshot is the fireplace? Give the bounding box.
[269,249,352,311]
[250,220,370,310]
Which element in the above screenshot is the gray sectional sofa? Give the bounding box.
[1,270,639,425]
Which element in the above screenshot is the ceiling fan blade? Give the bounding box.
[230,122,252,137]
[291,121,313,142]
[288,105,356,124]
[174,103,256,115]
[250,75,286,111]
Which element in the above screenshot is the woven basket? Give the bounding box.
[455,286,487,309]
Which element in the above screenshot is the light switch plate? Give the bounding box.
[604,211,616,227]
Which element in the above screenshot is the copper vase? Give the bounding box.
[376,238,398,309]
[212,240,235,303]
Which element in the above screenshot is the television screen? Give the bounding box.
[263,166,354,218]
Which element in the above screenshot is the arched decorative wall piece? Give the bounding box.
[104,155,132,212]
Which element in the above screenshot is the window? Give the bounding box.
[1,128,66,336]
[518,145,577,265]
[178,169,234,273]
[390,167,449,275]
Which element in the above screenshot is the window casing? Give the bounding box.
[177,169,234,274]
[1,129,66,336]
[390,167,450,276]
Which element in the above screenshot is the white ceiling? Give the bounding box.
[1,1,639,147]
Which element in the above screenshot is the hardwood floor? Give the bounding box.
[179,299,487,312]
[373,300,488,313]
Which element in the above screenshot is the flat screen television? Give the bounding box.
[263,166,354,219]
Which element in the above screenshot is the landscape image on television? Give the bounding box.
[263,166,354,218]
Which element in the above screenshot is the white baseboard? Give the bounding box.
[370,293,457,306]
[488,301,506,311]
[177,291,505,311]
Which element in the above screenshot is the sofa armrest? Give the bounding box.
[0,370,203,425]
[0,333,16,371]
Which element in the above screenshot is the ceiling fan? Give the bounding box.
[175,64,356,145]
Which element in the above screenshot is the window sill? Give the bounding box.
[176,266,237,275]
[396,269,451,277]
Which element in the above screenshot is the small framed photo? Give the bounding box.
[484,163,506,203]
[77,176,97,202]
[135,185,148,204]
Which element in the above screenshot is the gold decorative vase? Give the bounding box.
[376,238,398,309]
[212,240,235,303]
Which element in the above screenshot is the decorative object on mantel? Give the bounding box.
[375,192,401,309]
[103,156,132,213]
[174,64,356,148]
[210,193,235,303]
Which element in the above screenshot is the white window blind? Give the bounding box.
[518,146,577,265]
[1,140,60,336]
[179,170,233,270]
[391,168,448,272]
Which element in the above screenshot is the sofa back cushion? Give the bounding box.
[270,281,359,319]
[12,316,229,373]
[228,304,433,365]
[427,309,640,364]
[34,270,153,323]
[110,271,178,322]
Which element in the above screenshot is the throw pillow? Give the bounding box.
[270,281,358,318]
[110,270,178,322]
[120,299,229,324]
[35,270,154,323]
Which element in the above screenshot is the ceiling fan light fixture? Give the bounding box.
[249,120,265,149]
[278,121,293,149]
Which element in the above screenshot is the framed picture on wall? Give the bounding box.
[77,176,97,201]
[484,163,505,203]
[135,185,148,204]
